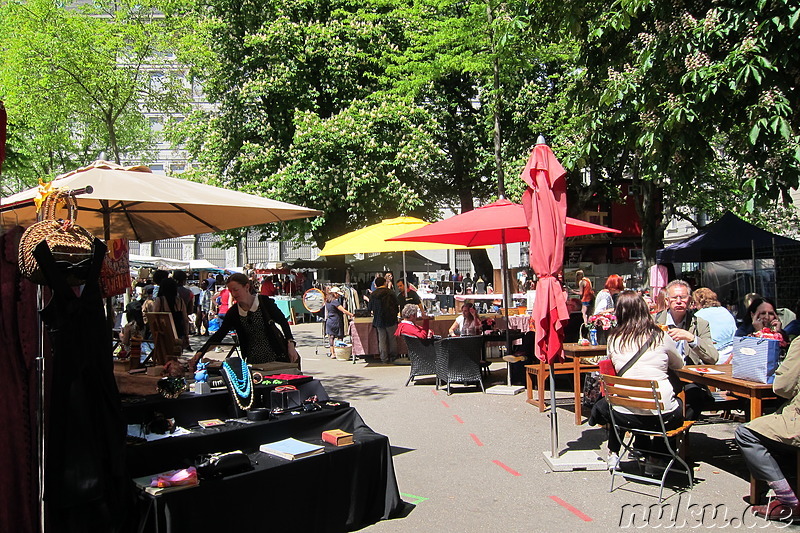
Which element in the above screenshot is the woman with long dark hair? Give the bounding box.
[589,290,685,469]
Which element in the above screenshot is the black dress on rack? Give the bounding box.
[33,239,129,533]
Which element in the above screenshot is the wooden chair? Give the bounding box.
[435,336,485,395]
[601,374,695,502]
[145,312,182,365]
[403,335,437,386]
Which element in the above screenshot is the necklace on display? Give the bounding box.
[222,358,254,410]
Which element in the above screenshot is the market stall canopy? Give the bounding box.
[387,199,619,247]
[319,216,488,255]
[656,211,800,263]
[128,254,189,270]
[347,250,447,273]
[0,161,323,242]
[188,259,224,272]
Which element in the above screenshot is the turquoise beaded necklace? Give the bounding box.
[222,358,253,410]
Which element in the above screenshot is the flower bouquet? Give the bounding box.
[588,314,617,331]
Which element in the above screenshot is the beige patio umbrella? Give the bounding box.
[0,161,322,241]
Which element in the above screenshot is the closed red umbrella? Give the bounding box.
[522,141,570,365]
[388,198,618,247]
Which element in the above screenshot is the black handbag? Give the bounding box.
[196,451,252,479]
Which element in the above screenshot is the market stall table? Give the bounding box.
[129,406,402,532]
[273,297,309,323]
[349,318,454,358]
[674,364,778,504]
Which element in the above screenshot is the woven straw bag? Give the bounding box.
[19,189,95,285]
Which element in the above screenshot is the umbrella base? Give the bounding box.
[542,450,607,472]
[485,385,524,395]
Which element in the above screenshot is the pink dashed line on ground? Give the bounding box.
[470,433,484,446]
[440,400,450,408]
[549,495,593,522]
[453,415,464,424]
[492,460,521,476]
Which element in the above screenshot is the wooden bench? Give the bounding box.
[525,360,599,412]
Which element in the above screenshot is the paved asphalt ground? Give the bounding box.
[200,322,799,532]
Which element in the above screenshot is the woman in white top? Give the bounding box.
[449,302,482,336]
[592,274,624,315]
[588,290,685,465]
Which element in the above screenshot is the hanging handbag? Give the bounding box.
[19,189,94,285]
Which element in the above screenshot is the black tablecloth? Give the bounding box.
[129,407,402,532]
[122,380,328,428]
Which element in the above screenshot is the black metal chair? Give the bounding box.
[435,336,485,395]
[403,335,438,386]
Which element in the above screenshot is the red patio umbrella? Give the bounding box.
[522,142,570,365]
[387,198,619,247]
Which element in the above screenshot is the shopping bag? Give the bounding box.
[731,336,781,384]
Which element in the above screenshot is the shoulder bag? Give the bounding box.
[582,331,658,408]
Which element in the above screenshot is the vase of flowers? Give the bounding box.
[586,313,617,345]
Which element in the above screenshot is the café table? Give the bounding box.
[673,365,776,421]
[525,343,604,424]
[674,364,779,504]
[563,343,607,424]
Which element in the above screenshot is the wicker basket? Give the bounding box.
[19,189,94,285]
[334,344,353,361]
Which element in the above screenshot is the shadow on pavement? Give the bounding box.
[390,446,415,457]
[319,374,395,401]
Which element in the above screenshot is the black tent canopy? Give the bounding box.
[656,212,800,263]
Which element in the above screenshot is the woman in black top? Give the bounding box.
[191,273,298,368]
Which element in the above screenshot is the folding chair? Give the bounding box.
[601,374,695,502]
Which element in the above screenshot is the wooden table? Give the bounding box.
[673,365,775,421]
[674,364,779,504]
[563,343,607,424]
[525,343,605,424]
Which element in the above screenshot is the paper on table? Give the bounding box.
[693,367,725,375]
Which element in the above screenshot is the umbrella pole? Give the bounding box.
[549,364,558,458]
[499,232,511,355]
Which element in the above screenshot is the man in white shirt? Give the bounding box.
[655,280,719,419]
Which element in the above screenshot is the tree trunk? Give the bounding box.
[637,180,666,273]
[106,114,120,164]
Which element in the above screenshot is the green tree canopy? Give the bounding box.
[0,0,189,190]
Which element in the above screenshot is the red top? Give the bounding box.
[395,321,428,339]
[218,288,231,315]
[580,278,593,302]
[260,281,277,296]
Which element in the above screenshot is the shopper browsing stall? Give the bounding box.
[191,273,299,368]
[325,286,355,358]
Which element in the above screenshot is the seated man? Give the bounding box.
[735,336,800,522]
[655,280,718,420]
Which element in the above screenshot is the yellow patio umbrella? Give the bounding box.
[319,216,486,298]
[319,216,483,255]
